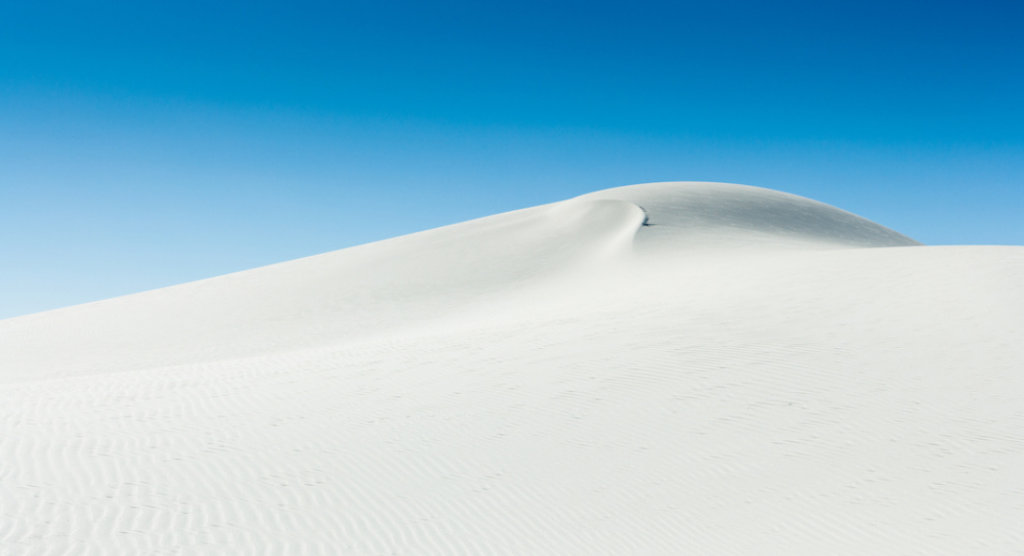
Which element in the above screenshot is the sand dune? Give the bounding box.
[2,182,1022,554]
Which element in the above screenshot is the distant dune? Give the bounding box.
[2,182,1022,554]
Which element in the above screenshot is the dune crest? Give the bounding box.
[0,182,909,381]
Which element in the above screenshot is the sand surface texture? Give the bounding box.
[2,182,1022,554]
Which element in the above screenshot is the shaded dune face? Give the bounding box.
[586,182,921,254]
[3,182,1024,556]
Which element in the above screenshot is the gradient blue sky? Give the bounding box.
[2,0,1022,319]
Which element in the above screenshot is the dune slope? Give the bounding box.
[1,182,1022,555]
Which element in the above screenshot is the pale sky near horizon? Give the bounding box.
[2,0,1022,319]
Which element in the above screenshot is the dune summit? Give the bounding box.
[2,182,1022,554]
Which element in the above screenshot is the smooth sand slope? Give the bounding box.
[1,182,1022,554]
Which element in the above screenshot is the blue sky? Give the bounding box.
[2,0,1022,319]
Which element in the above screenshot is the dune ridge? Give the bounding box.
[2,182,1022,555]
[0,183,915,381]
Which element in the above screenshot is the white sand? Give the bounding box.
[1,182,1022,554]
